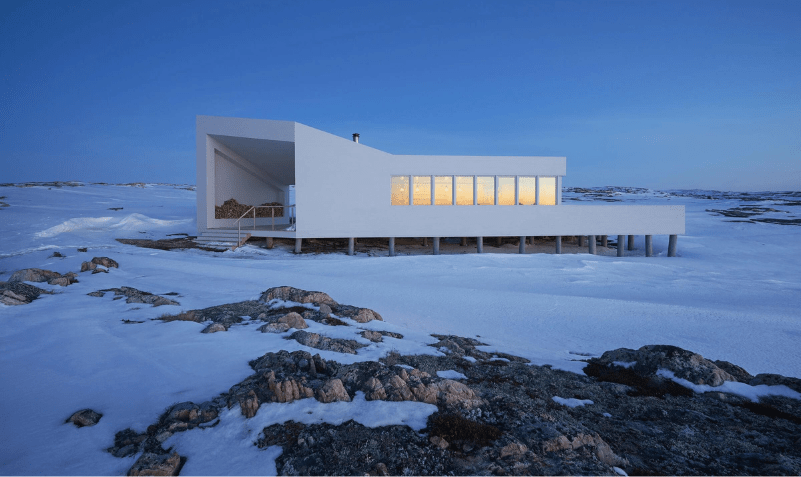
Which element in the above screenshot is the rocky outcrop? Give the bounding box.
[201,323,226,333]
[127,451,183,476]
[259,286,337,306]
[290,330,365,354]
[8,268,78,287]
[277,311,308,329]
[0,281,52,305]
[66,409,102,427]
[334,304,383,323]
[81,257,119,272]
[590,344,743,386]
[87,287,179,306]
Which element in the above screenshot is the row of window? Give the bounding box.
[390,175,558,206]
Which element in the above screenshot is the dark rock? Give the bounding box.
[91,256,119,268]
[201,323,226,333]
[66,409,102,427]
[290,330,365,354]
[9,268,63,283]
[127,451,183,476]
[259,286,338,306]
[77,247,87,252]
[88,287,179,306]
[50,251,64,258]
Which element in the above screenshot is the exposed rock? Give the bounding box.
[240,390,260,418]
[335,305,384,323]
[91,256,119,268]
[500,442,528,459]
[0,281,51,305]
[430,435,449,449]
[591,344,739,386]
[66,409,102,427]
[259,286,338,306]
[277,311,308,329]
[9,268,63,283]
[316,379,350,403]
[127,451,183,476]
[201,323,226,333]
[80,261,97,272]
[290,330,365,354]
[50,251,64,258]
[259,322,290,333]
[361,330,383,342]
[88,287,179,306]
[749,373,801,393]
[77,247,87,252]
[318,303,332,315]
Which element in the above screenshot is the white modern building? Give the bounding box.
[196,115,684,256]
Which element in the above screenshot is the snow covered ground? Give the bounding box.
[1,183,799,475]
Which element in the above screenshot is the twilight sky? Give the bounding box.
[1,0,799,190]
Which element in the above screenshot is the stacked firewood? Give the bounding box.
[215,198,284,219]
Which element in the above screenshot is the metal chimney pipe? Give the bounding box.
[352,133,359,143]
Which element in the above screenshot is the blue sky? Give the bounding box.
[1,0,799,190]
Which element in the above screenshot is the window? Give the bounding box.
[434,176,453,205]
[476,176,495,205]
[413,176,431,205]
[518,176,536,205]
[455,176,474,205]
[390,176,409,205]
[497,176,515,205]
[539,176,557,205]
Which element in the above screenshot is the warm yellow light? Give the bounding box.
[413,176,431,205]
[391,176,409,205]
[518,176,536,205]
[497,176,514,205]
[476,176,494,205]
[455,176,473,205]
[434,176,453,205]
[539,177,557,205]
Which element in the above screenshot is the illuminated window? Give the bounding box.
[539,176,557,205]
[518,176,536,205]
[476,176,495,205]
[434,176,453,205]
[391,176,409,205]
[497,176,515,205]
[413,176,431,205]
[455,176,474,205]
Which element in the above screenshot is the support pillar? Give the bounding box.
[460,237,467,246]
[578,235,585,247]
[555,236,562,254]
[588,235,596,255]
[433,237,440,255]
[265,237,274,249]
[601,235,608,247]
[422,237,428,247]
[496,237,503,247]
[668,235,677,257]
[627,235,634,250]
[294,238,302,254]
[519,236,526,254]
[645,235,653,257]
[348,237,355,256]
[477,237,483,254]
[388,237,395,257]
[617,235,624,257]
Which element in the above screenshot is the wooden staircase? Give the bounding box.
[195,230,252,250]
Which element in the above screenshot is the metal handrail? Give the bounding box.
[235,205,296,243]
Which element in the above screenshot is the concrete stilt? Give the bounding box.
[461,237,467,246]
[617,235,624,257]
[645,235,653,257]
[422,237,428,247]
[588,235,596,255]
[496,237,503,247]
[668,234,677,257]
[578,235,585,247]
[348,237,355,256]
[555,236,562,254]
[433,237,440,255]
[519,236,526,254]
[601,235,608,247]
[265,237,274,249]
[294,238,302,254]
[627,235,634,250]
[388,237,395,257]
[477,237,483,253]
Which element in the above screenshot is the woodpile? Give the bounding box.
[215,198,283,219]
